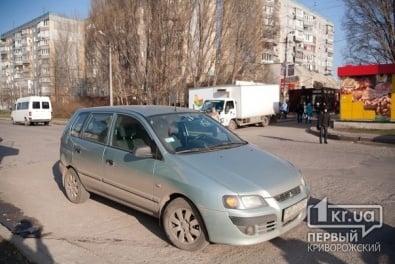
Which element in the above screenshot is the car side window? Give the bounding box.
[112,114,150,152]
[70,112,89,137]
[82,113,113,144]
[225,101,234,114]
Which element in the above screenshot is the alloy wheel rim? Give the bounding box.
[170,208,201,244]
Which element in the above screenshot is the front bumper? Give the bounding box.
[199,191,309,246]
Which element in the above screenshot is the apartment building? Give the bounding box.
[260,0,337,106]
[262,0,334,73]
[0,12,85,108]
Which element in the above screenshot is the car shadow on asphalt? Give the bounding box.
[90,193,167,241]
[52,161,64,195]
[51,161,168,244]
[0,137,19,164]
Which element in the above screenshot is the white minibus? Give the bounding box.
[11,96,52,125]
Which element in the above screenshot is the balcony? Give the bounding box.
[294,56,304,64]
[22,56,31,64]
[14,60,23,66]
[0,47,9,55]
[293,31,304,42]
[1,62,10,69]
[304,19,314,26]
[14,73,22,79]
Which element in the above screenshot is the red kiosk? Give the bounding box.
[338,63,395,122]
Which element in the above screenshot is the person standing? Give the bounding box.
[318,106,330,144]
[305,102,313,123]
[296,102,304,123]
[281,101,288,119]
[210,107,220,121]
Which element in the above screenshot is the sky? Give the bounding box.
[0,0,91,34]
[0,0,347,75]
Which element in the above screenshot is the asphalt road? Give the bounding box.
[0,119,394,264]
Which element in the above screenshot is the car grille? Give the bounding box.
[274,186,301,202]
[255,220,277,234]
[229,214,277,235]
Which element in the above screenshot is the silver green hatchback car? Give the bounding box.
[59,105,309,251]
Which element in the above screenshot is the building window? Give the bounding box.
[262,53,273,63]
[264,6,273,15]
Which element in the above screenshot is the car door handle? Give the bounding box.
[106,159,114,166]
[75,148,81,154]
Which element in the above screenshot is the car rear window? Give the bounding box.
[42,101,50,109]
[32,101,40,109]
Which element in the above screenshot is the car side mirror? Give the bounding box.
[134,145,153,158]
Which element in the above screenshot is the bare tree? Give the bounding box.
[53,18,85,104]
[86,0,266,105]
[185,0,217,88]
[214,0,264,85]
[342,0,395,64]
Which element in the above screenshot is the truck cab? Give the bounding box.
[201,99,237,129]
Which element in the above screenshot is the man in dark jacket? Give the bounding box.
[318,106,330,144]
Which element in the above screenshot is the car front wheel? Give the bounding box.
[162,197,209,251]
[63,168,90,203]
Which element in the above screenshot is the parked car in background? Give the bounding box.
[59,105,309,251]
[11,96,52,125]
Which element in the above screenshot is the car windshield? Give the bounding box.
[148,112,246,154]
[201,100,224,113]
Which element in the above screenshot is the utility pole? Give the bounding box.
[282,31,293,103]
[282,34,288,104]
[98,30,113,106]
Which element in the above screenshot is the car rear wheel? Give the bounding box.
[163,197,209,251]
[63,168,90,203]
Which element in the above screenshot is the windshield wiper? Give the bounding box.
[175,148,206,154]
[210,141,247,150]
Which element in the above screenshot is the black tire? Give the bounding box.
[228,120,237,131]
[162,197,209,251]
[63,168,90,203]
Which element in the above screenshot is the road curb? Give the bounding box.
[307,126,395,145]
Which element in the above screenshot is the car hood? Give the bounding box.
[173,144,301,197]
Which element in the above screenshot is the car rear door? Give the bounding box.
[72,112,113,190]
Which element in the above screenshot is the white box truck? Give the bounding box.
[11,96,52,126]
[189,84,280,130]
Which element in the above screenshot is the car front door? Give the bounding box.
[102,114,158,215]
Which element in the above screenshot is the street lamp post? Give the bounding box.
[98,30,113,106]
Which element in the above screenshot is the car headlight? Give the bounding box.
[223,195,267,209]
